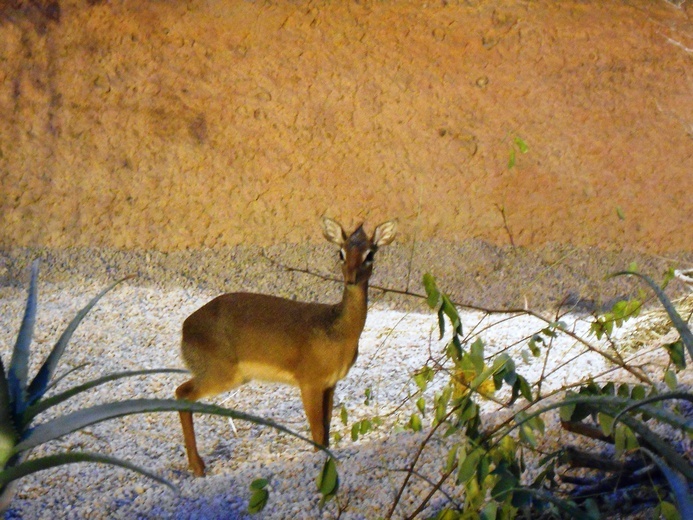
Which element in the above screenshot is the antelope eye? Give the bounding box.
[363,250,375,264]
[339,249,346,262]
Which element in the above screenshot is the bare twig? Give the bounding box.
[385,403,464,519]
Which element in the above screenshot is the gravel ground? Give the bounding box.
[0,246,691,519]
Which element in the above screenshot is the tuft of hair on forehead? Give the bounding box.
[347,224,368,246]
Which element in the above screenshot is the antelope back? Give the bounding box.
[322,217,397,285]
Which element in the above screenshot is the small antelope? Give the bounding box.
[175,217,397,476]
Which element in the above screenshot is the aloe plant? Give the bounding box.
[1,261,327,513]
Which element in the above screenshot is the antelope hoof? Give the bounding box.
[190,457,206,477]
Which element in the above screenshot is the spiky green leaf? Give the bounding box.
[0,451,177,493]
[0,359,16,469]
[14,399,331,457]
[612,270,693,360]
[8,261,39,417]
[23,369,187,425]
[641,448,693,520]
[620,415,693,480]
[26,276,134,408]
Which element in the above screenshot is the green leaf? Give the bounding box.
[621,415,693,480]
[457,447,484,485]
[516,375,533,402]
[602,382,615,395]
[665,340,686,370]
[413,367,434,392]
[598,412,614,436]
[437,311,446,340]
[614,424,627,456]
[445,445,459,473]
[470,338,485,374]
[351,423,360,441]
[584,499,601,520]
[664,370,677,391]
[340,404,348,425]
[612,270,693,361]
[363,387,372,406]
[458,399,478,424]
[0,451,177,493]
[423,273,441,310]
[416,397,425,415]
[26,275,133,408]
[441,295,462,336]
[8,260,39,418]
[660,501,682,520]
[316,457,339,506]
[616,206,625,220]
[508,148,516,169]
[631,385,646,401]
[250,478,268,491]
[514,136,529,153]
[247,488,269,514]
[528,335,541,357]
[436,509,461,520]
[519,423,537,447]
[491,463,518,500]
[480,501,498,520]
[409,413,422,432]
[655,502,681,520]
[359,419,372,435]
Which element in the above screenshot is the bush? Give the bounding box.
[370,270,692,519]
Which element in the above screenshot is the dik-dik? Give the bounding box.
[175,217,397,476]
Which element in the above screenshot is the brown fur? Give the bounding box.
[175,217,396,476]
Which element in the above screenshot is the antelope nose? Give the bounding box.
[345,270,358,284]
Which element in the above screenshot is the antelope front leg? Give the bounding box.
[176,381,206,477]
[322,386,336,447]
[301,385,334,447]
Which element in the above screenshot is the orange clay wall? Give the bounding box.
[1,0,691,253]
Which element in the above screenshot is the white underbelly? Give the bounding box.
[238,361,299,385]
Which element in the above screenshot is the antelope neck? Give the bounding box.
[333,281,369,336]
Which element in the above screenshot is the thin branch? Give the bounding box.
[385,402,464,519]
[495,203,516,249]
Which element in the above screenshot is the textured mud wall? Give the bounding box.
[0,0,691,253]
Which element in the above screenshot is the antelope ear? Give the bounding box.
[372,220,397,247]
[322,217,347,246]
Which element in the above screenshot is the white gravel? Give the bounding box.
[0,279,683,519]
